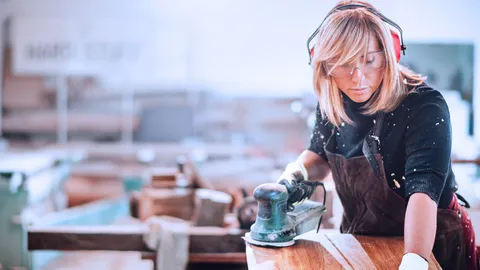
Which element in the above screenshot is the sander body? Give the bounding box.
[244,182,327,247]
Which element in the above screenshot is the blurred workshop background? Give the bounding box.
[0,0,479,269]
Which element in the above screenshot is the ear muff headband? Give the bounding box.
[307,3,406,65]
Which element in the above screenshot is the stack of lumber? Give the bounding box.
[137,187,232,227]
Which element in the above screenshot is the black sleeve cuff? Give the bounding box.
[404,172,445,205]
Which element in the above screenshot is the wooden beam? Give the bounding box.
[189,253,246,263]
[28,225,247,253]
[452,158,480,165]
[141,252,246,264]
[28,225,150,252]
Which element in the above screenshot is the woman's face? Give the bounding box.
[327,35,386,103]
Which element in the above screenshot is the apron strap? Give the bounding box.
[362,112,385,179]
[456,193,471,208]
[371,113,385,153]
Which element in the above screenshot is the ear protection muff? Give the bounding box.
[390,29,402,63]
[307,3,406,65]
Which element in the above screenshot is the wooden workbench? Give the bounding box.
[246,230,441,269]
[28,216,248,270]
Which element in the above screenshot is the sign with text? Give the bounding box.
[10,17,162,80]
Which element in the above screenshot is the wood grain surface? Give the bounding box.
[246,230,441,270]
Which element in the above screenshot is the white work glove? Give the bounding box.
[277,162,309,184]
[398,253,428,270]
[277,162,310,209]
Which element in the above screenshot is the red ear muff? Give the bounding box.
[391,30,401,63]
[309,47,315,65]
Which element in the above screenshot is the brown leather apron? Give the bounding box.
[323,112,478,270]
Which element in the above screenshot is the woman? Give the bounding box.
[278,1,478,269]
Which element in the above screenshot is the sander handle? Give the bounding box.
[308,181,326,233]
[296,180,326,233]
[278,178,327,232]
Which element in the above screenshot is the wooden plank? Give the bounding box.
[65,177,125,207]
[138,188,194,221]
[28,225,151,252]
[245,230,442,270]
[353,235,441,270]
[141,252,246,264]
[189,253,246,264]
[452,158,480,165]
[192,189,232,227]
[28,225,247,254]
[295,231,351,269]
[36,251,152,270]
[245,232,344,270]
[324,233,376,269]
[15,198,128,270]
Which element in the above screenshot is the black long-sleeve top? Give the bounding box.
[308,83,457,208]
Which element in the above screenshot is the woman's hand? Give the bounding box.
[276,150,331,210]
[277,162,309,210]
[277,162,309,184]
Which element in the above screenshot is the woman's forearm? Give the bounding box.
[404,193,437,260]
[296,150,331,181]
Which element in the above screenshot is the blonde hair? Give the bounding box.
[312,0,425,126]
